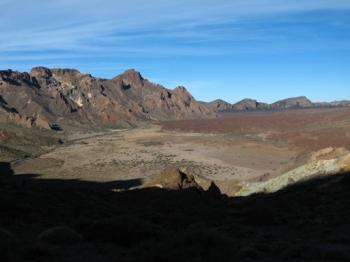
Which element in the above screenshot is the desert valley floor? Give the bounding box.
[10,107,350,195]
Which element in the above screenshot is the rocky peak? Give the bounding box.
[111,69,145,92]
[51,68,82,78]
[30,67,53,79]
[118,69,144,84]
[174,86,188,93]
[174,86,193,99]
[212,99,227,104]
[173,86,194,105]
[0,69,25,80]
[240,98,257,103]
[233,98,258,111]
[0,69,13,77]
[206,99,233,112]
[0,69,37,87]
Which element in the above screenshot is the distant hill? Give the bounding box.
[204,96,350,112]
[0,67,214,130]
[204,99,233,111]
[232,98,270,111]
[270,96,313,109]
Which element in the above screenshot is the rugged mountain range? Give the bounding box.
[1,67,348,130]
[0,67,214,130]
[206,96,350,112]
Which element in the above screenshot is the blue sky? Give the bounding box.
[0,0,349,103]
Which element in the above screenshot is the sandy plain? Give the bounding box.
[12,108,350,194]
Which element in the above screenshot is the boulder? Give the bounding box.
[38,226,82,245]
[143,166,202,190]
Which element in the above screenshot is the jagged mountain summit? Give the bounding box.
[0,67,214,129]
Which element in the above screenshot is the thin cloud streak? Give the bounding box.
[1,0,350,54]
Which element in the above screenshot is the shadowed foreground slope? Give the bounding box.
[1,162,350,262]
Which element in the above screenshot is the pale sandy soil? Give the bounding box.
[13,124,296,193]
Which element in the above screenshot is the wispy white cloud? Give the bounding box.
[0,0,349,78]
[1,1,348,102]
[1,0,349,53]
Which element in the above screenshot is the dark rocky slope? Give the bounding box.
[1,162,350,262]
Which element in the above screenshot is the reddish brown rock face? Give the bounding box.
[0,67,215,129]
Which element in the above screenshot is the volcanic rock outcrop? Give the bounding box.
[142,166,203,190]
[0,67,214,129]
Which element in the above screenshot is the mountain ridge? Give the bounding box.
[1,66,348,130]
[0,67,214,130]
[205,96,350,112]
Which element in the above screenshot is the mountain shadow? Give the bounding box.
[1,162,350,262]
